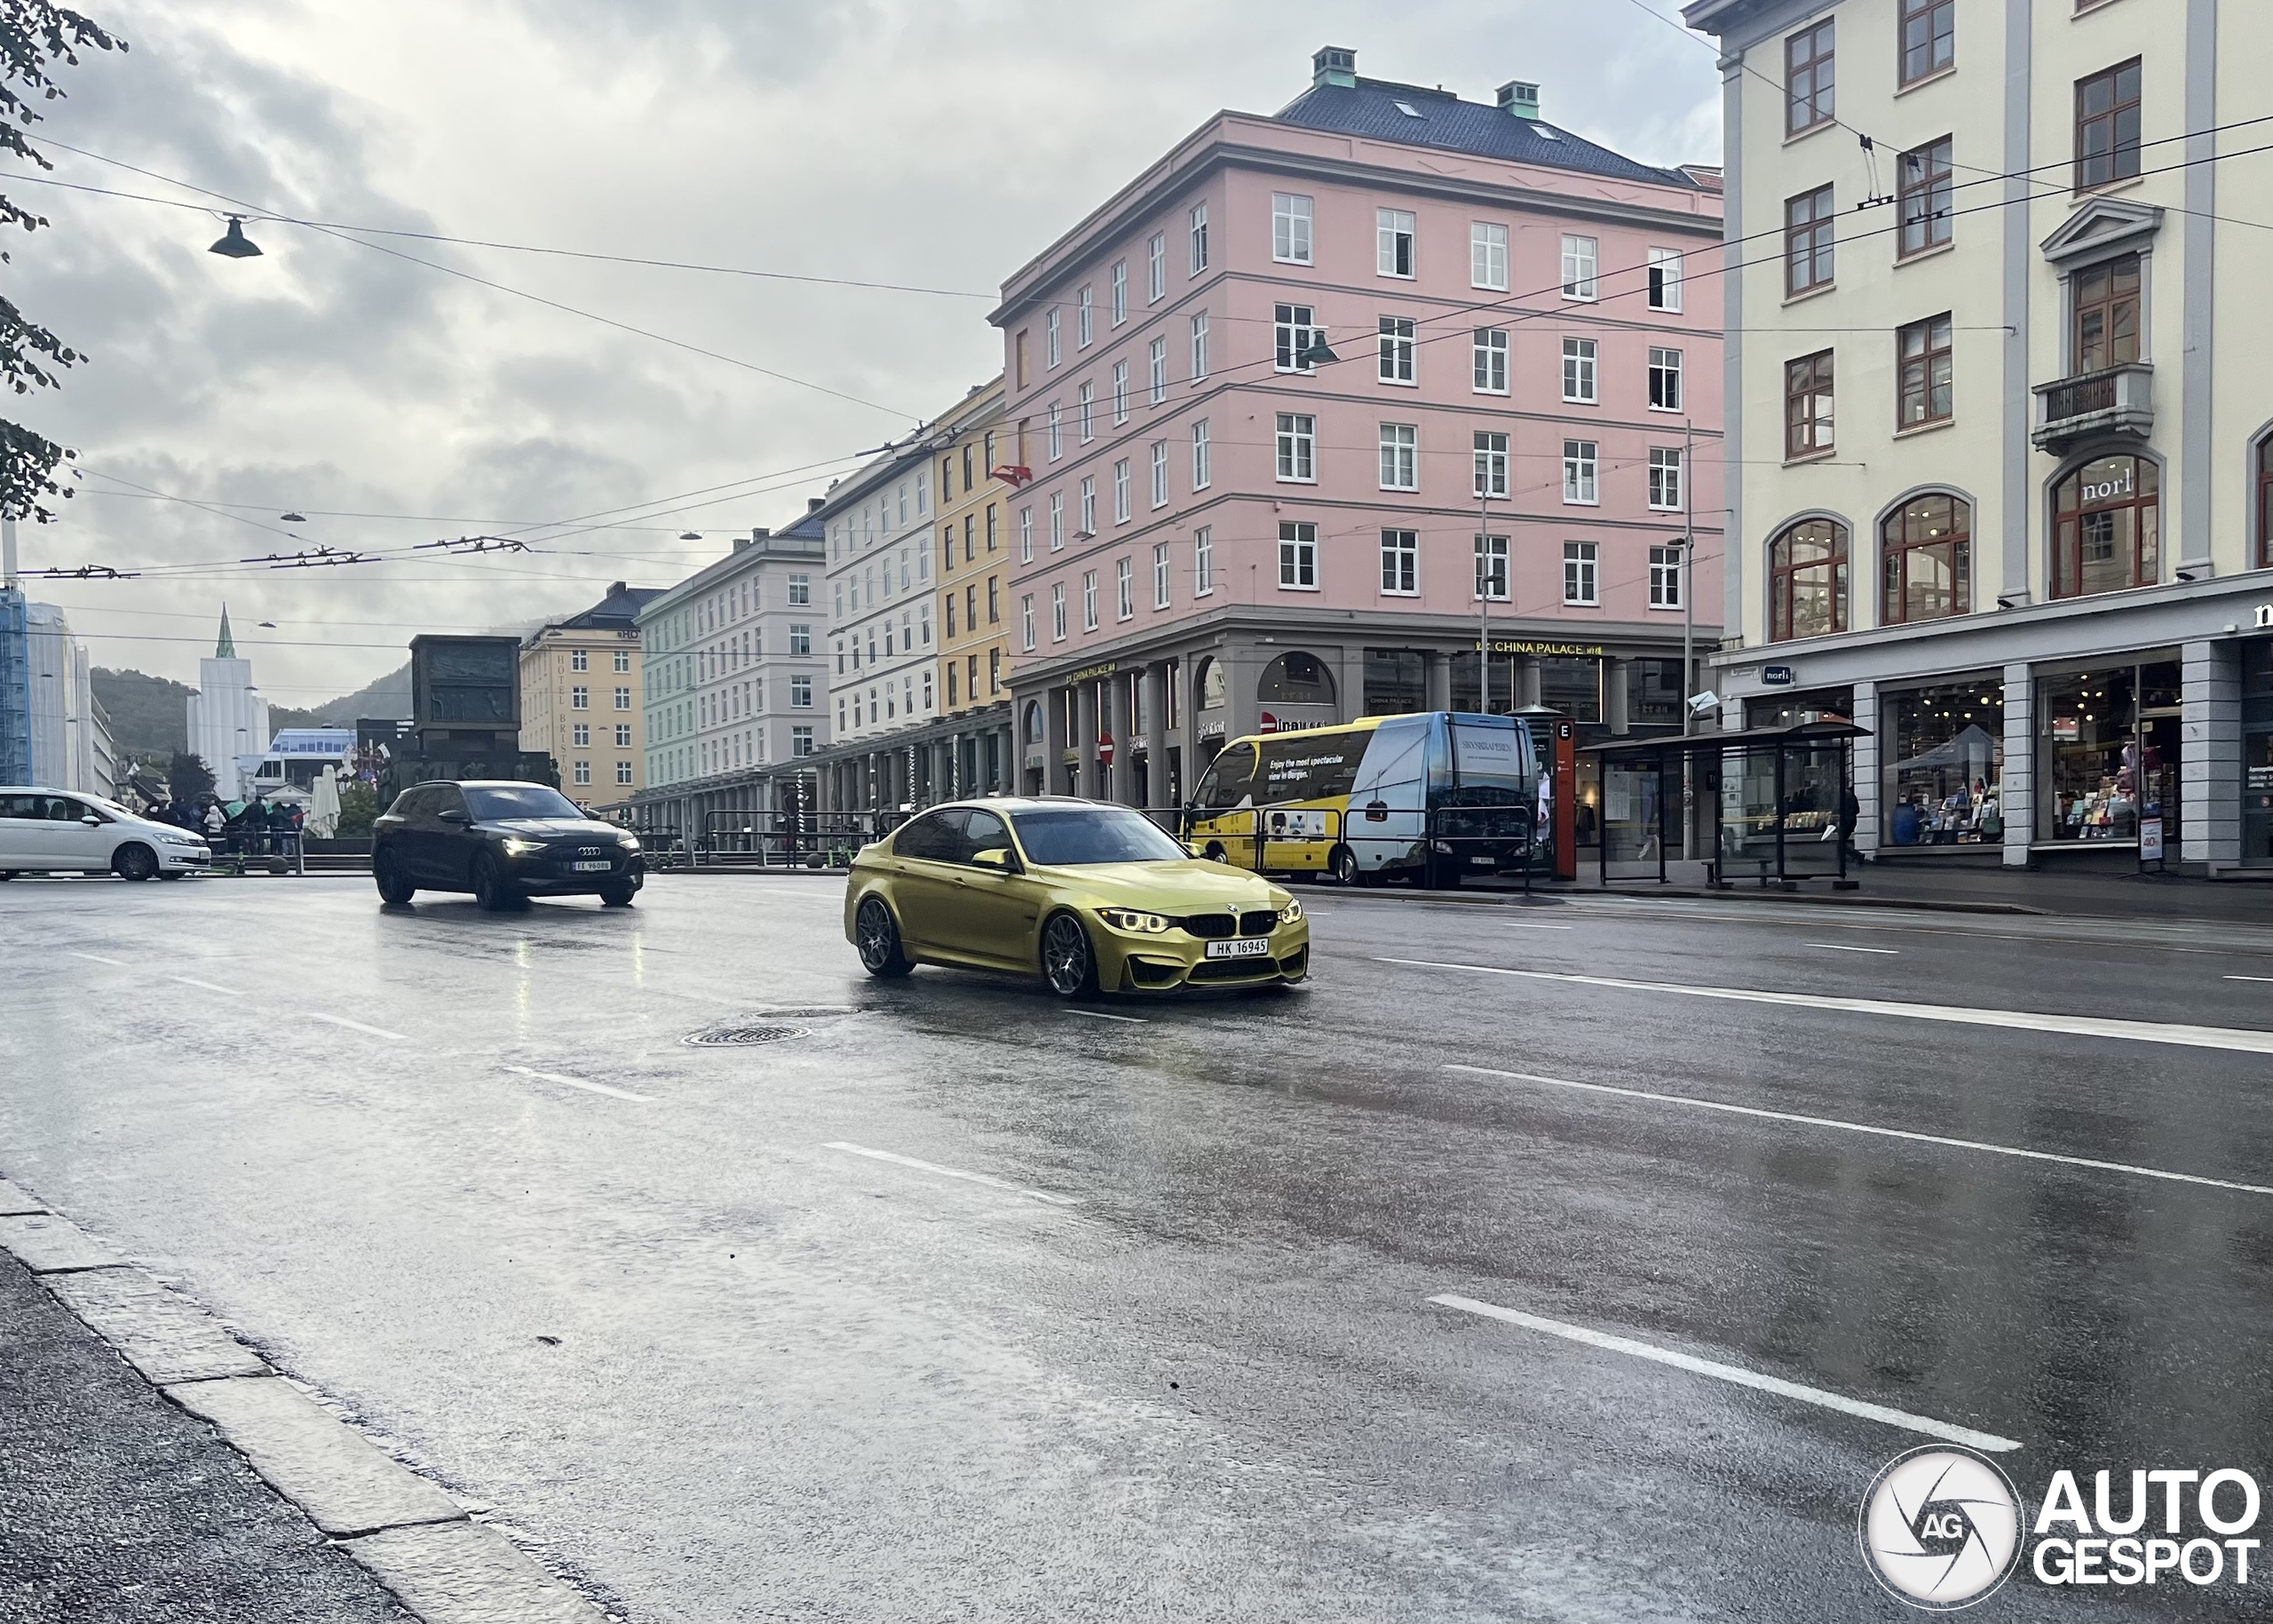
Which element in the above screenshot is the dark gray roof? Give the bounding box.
[558,582,665,630]
[1274,80,1699,190]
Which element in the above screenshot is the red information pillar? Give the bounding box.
[1553,719,1577,881]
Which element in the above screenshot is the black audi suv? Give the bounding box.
[372,780,644,909]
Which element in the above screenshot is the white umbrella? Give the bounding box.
[306,764,342,839]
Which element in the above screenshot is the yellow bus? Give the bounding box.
[1182,711,1545,889]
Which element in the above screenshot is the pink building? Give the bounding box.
[993,46,1724,804]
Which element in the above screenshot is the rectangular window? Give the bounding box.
[615,723,632,746]
[790,675,813,708]
[574,759,590,786]
[1649,346,1683,411]
[1082,569,1099,630]
[1378,315,1416,384]
[1474,533,1509,601]
[1113,458,1131,522]
[1898,313,1954,426]
[573,722,590,746]
[1563,541,1600,606]
[1049,491,1065,549]
[986,503,997,552]
[1273,303,1320,373]
[2073,254,2141,372]
[1786,185,1835,296]
[1562,439,1599,503]
[1561,234,1598,300]
[1474,431,1509,497]
[1471,221,1509,290]
[1189,202,1208,273]
[1052,584,1067,640]
[1046,307,1061,368]
[1077,284,1093,348]
[617,760,634,785]
[1015,330,1029,389]
[987,576,998,622]
[1278,521,1319,590]
[1149,336,1168,404]
[1901,0,1954,86]
[570,648,588,671]
[1194,527,1214,595]
[1150,440,1168,508]
[1116,558,1134,619]
[1787,17,1835,136]
[1047,400,1063,460]
[1111,360,1129,424]
[1153,541,1171,608]
[1562,337,1597,403]
[1648,247,1683,313]
[789,623,811,654]
[792,725,813,757]
[1147,232,1166,301]
[786,573,810,606]
[2076,59,2142,192]
[572,685,590,709]
[1189,311,1208,380]
[1192,418,1211,488]
[1272,193,1314,264]
[1077,380,1095,442]
[1079,475,1096,534]
[1649,447,1683,511]
[1899,137,1954,256]
[1473,328,1509,393]
[1377,209,1416,277]
[1786,349,1836,458]
[1650,544,1683,609]
[1380,423,1418,490]
[615,647,630,671]
[1381,527,1418,594]
[1276,413,1316,482]
[946,592,956,638]
[1020,505,1035,561]
[1022,593,1036,651]
[1110,259,1128,325]
[615,686,631,709]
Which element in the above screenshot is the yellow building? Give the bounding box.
[931,376,1017,794]
[518,582,664,806]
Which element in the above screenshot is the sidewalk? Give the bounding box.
[0,1247,410,1624]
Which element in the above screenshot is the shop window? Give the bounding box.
[1195,656,1227,712]
[1882,682,2004,848]
[1768,519,1849,641]
[1363,650,1425,716]
[1630,659,1683,728]
[1537,657,1602,724]
[1258,651,1335,706]
[2039,663,2179,845]
[2052,455,2158,598]
[1881,492,1971,624]
[2244,641,2273,867]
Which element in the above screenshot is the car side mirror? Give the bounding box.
[970,847,1019,874]
[437,809,468,824]
[80,814,101,827]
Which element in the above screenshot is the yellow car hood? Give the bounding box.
[1029,859,1287,911]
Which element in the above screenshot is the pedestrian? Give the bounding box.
[202,799,226,852]
[1839,782,1861,867]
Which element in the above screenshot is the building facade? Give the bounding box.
[186,606,267,801]
[519,580,663,806]
[633,508,828,837]
[992,46,1724,809]
[25,602,115,798]
[931,377,1018,798]
[1687,0,2273,874]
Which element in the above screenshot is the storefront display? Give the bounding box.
[1881,680,2004,847]
[2245,640,2272,867]
[1746,686,1852,731]
[2037,661,2182,845]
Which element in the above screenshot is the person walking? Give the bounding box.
[202,799,226,853]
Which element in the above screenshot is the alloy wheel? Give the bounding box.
[1042,914,1095,997]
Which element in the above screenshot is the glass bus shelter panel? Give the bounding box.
[1716,749,1784,879]
[1778,744,1848,876]
[1600,758,1669,879]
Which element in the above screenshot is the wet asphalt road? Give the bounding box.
[4,873,2272,1621]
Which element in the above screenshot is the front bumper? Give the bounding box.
[1097,921,1311,993]
[503,848,645,891]
[159,843,211,870]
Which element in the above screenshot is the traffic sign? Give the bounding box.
[1097,733,1115,766]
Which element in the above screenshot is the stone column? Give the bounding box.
[1423,650,1451,712]
[1044,683,1069,795]
[1144,662,1168,808]
[2181,639,2242,870]
[1849,680,1880,855]
[2000,662,2034,866]
[1077,681,1099,798]
[1106,674,1135,804]
[1516,657,1542,711]
[1607,659,1633,736]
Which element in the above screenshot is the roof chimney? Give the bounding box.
[1497,81,1541,121]
[1312,46,1356,89]
[607,580,626,597]
[806,496,824,513]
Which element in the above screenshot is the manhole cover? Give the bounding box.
[684,1024,804,1047]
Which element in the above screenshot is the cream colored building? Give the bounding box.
[931,376,1016,796]
[519,582,662,806]
[1686,0,2273,875]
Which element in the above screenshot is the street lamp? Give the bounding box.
[208,216,263,258]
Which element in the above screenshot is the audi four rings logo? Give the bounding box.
[1860,1446,2023,1610]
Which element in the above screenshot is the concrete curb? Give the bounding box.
[1310,883,2043,918]
[0,1174,612,1624]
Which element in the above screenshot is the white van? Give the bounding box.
[0,788,212,881]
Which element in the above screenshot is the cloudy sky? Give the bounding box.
[9,0,1719,704]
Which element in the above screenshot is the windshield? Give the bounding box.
[466,785,587,821]
[1010,807,1187,866]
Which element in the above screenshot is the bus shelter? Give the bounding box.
[1581,720,1865,890]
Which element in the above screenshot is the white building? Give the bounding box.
[635,507,830,835]
[1684,0,2273,876]
[186,606,270,800]
[817,443,940,799]
[25,602,115,798]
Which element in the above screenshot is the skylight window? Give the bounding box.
[1393,100,1422,117]
[1534,126,1563,140]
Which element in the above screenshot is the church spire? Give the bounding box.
[216,604,236,659]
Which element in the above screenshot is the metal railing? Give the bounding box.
[693,809,900,869]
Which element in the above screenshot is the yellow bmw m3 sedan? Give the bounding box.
[843,797,1310,997]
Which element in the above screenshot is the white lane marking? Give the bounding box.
[1803,942,1899,955]
[2227,975,2273,984]
[1445,1064,2273,1198]
[1430,1294,2022,1454]
[501,1064,652,1103]
[823,1141,1078,1206]
[68,951,124,966]
[304,1011,407,1042]
[1505,922,1574,931]
[170,976,245,996]
[1380,958,2273,1055]
[1065,1008,1149,1023]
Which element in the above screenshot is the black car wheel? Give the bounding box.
[599,882,636,907]
[1041,912,1098,998]
[855,895,912,978]
[374,849,416,906]
[112,843,158,883]
[471,852,520,912]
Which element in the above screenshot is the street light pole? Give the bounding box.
[1477,484,1494,714]
[1681,417,1697,860]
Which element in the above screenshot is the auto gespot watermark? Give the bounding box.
[1860,1447,2262,1610]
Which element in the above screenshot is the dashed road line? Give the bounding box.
[67,951,124,966]
[1445,1064,2273,1197]
[1381,957,2273,1054]
[501,1065,652,1103]
[1504,922,1574,931]
[2227,975,2273,984]
[1803,942,1898,955]
[170,976,245,996]
[1429,1294,2022,1453]
[304,1012,407,1042]
[1065,1008,1148,1023]
[823,1141,1078,1206]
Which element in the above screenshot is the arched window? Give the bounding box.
[2052,455,2158,598]
[1023,701,1043,745]
[1257,651,1336,705]
[1768,519,1849,641]
[1195,656,1227,711]
[2257,437,2273,570]
[1881,493,1972,625]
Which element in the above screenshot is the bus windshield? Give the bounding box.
[1447,720,1534,804]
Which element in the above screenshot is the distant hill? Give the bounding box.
[309,661,411,725]
[91,666,389,768]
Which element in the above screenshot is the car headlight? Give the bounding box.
[1276,899,1303,923]
[1097,907,1171,934]
[502,836,544,857]
[159,833,201,846]
[617,836,641,852]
